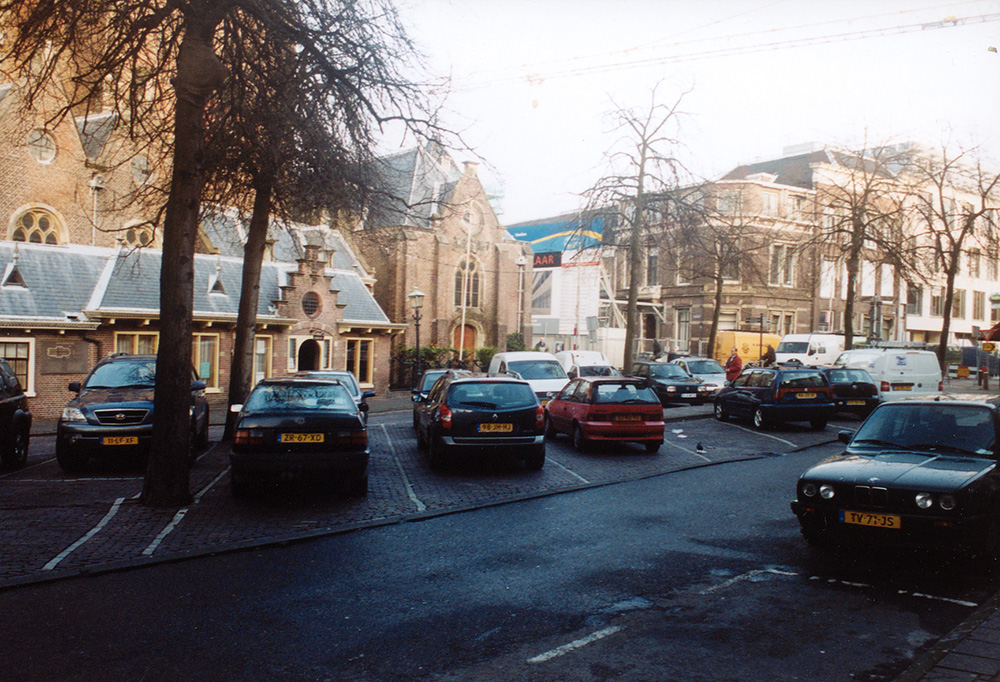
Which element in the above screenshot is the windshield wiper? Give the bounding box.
[852,438,913,449]
[907,443,982,456]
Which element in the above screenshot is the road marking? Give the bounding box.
[664,439,711,461]
[380,424,426,512]
[527,626,624,664]
[721,421,796,446]
[806,576,979,607]
[43,497,126,570]
[700,568,799,594]
[545,455,589,483]
[142,467,231,556]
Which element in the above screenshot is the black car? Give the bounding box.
[56,354,209,472]
[295,370,376,423]
[229,378,369,498]
[629,361,712,406]
[791,397,1000,554]
[819,367,880,417]
[0,358,31,470]
[413,374,545,470]
[713,366,835,430]
[411,368,469,429]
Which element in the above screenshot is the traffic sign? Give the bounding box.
[983,342,997,352]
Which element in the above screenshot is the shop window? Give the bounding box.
[0,339,34,395]
[193,333,219,389]
[115,332,159,355]
[346,338,373,386]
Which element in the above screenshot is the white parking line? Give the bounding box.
[380,424,426,512]
[527,626,623,664]
[43,497,127,570]
[720,421,796,446]
[142,467,231,556]
[545,455,589,484]
[663,439,711,462]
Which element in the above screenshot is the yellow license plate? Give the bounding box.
[840,510,901,529]
[478,423,513,432]
[847,400,866,406]
[103,436,138,446]
[797,393,817,399]
[280,433,324,443]
[614,415,642,422]
[891,384,912,391]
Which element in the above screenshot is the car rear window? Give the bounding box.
[244,383,355,412]
[507,360,567,380]
[448,382,537,409]
[579,365,619,377]
[685,360,724,374]
[85,359,157,389]
[776,342,809,353]
[826,369,872,383]
[778,371,825,389]
[593,382,658,404]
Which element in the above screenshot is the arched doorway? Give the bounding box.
[452,325,476,365]
[297,339,321,371]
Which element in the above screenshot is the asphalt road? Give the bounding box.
[2,419,996,682]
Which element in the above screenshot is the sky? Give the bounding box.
[390,0,1000,225]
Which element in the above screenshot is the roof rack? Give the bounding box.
[853,340,928,349]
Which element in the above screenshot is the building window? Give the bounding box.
[761,191,779,217]
[969,249,982,278]
[26,129,56,163]
[989,256,999,282]
[454,258,480,308]
[301,291,321,317]
[345,338,373,386]
[906,286,923,316]
[193,333,220,389]
[287,335,332,371]
[123,223,154,248]
[769,245,794,286]
[974,291,985,321]
[646,246,658,287]
[254,335,273,384]
[11,207,62,244]
[930,289,945,317]
[675,250,692,285]
[675,308,691,351]
[532,271,552,314]
[130,155,152,185]
[953,289,966,319]
[115,332,159,354]
[0,339,34,395]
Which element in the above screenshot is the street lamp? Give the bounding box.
[408,288,425,387]
[515,254,527,342]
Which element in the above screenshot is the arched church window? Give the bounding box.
[11,208,63,244]
[454,257,481,308]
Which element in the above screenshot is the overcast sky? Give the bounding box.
[391,0,1000,224]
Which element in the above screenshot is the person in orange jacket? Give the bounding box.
[724,347,742,382]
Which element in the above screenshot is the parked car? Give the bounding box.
[413,374,545,470]
[229,378,369,498]
[554,350,621,379]
[713,366,835,430]
[833,348,942,401]
[295,370,375,422]
[818,367,880,417]
[487,351,569,406]
[790,397,1000,554]
[410,368,463,428]
[56,354,209,472]
[669,356,727,395]
[629,360,712,405]
[545,377,664,452]
[0,358,31,470]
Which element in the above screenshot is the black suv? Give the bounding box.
[714,366,835,430]
[56,354,209,472]
[413,373,545,470]
[630,360,713,405]
[0,359,31,470]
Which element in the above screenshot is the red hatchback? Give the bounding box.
[545,377,665,452]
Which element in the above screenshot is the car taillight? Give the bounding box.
[438,405,453,428]
[234,429,264,446]
[938,381,944,392]
[881,381,890,392]
[336,430,368,448]
[535,405,545,428]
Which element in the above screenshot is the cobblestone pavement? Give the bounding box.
[5,381,1000,681]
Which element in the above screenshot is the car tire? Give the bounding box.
[196,407,210,449]
[713,401,728,422]
[573,424,588,451]
[416,424,427,450]
[810,419,827,431]
[427,433,446,471]
[753,408,768,431]
[524,445,545,471]
[799,518,829,547]
[56,442,88,473]
[545,417,558,439]
[1,423,29,470]
[644,441,661,454]
[231,471,251,499]
[345,474,368,498]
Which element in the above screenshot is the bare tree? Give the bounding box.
[904,146,1000,368]
[586,85,691,370]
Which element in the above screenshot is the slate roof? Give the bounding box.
[720,150,834,189]
[0,243,107,328]
[74,112,118,160]
[370,142,461,229]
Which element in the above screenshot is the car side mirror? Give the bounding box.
[838,430,852,444]
[230,403,243,413]
[192,379,207,391]
[362,390,376,400]
[68,381,81,393]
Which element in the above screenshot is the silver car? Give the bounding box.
[669,357,728,395]
[295,371,375,422]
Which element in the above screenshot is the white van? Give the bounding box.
[554,350,620,379]
[488,351,569,404]
[833,349,942,401]
[775,334,865,366]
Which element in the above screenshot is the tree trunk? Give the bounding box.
[224,175,274,441]
[938,256,959,371]
[142,15,226,507]
[623,213,642,370]
[708,270,723,357]
[843,232,862,350]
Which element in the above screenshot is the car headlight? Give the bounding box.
[665,386,676,392]
[915,492,934,509]
[939,494,956,511]
[61,407,86,423]
[802,482,818,498]
[819,484,835,500]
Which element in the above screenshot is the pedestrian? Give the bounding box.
[652,339,663,360]
[761,343,776,367]
[533,338,547,352]
[724,347,742,382]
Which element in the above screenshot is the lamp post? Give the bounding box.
[408,288,425,387]
[515,254,527,342]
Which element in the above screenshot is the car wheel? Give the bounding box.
[545,417,558,439]
[799,518,829,547]
[416,423,427,450]
[644,441,661,454]
[573,424,588,451]
[427,432,447,470]
[1,424,29,470]
[196,407,210,448]
[56,442,88,473]
[231,471,251,499]
[713,401,728,422]
[345,474,368,498]
[753,408,768,431]
[810,419,828,431]
[524,445,545,471]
